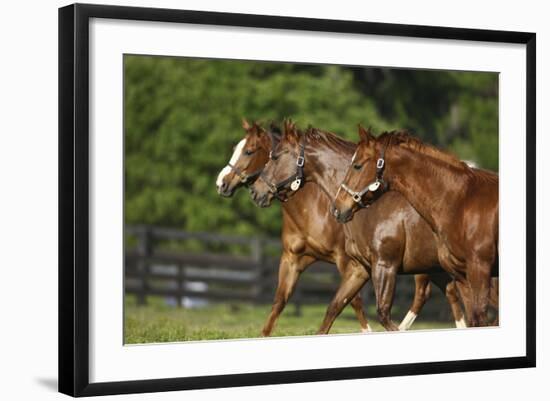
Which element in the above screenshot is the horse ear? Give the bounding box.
[283,118,292,133]
[251,121,266,137]
[283,119,298,144]
[242,118,251,130]
[358,124,374,143]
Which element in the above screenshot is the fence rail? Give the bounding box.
[124,225,451,319]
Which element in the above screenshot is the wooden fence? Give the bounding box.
[125,225,451,319]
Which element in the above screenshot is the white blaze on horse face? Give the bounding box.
[335,151,358,199]
[334,185,342,201]
[351,150,358,163]
[337,150,359,197]
[216,138,247,187]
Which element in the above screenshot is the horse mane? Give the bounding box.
[470,167,499,183]
[304,127,356,153]
[377,130,468,171]
[376,130,498,182]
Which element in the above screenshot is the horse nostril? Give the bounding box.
[258,195,268,207]
[333,208,340,218]
[339,209,352,223]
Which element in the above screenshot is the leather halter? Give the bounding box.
[259,137,306,196]
[339,140,389,208]
[227,162,263,184]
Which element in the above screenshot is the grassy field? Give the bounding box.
[124,296,454,344]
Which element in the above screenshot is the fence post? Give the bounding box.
[136,226,152,306]
[177,264,185,308]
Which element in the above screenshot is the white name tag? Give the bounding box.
[368,181,380,191]
[290,179,301,191]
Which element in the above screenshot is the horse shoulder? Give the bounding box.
[365,192,407,262]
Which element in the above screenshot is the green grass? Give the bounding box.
[124,296,454,344]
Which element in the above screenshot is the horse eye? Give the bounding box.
[353,164,362,170]
[244,149,254,156]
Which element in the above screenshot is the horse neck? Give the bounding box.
[386,146,468,231]
[305,139,355,199]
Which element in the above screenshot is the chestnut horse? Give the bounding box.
[333,127,499,327]
[217,120,462,334]
[216,120,371,335]
[250,122,485,331]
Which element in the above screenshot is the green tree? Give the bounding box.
[124,56,498,236]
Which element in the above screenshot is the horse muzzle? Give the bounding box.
[217,182,234,197]
[332,206,353,223]
[249,188,271,208]
[257,194,272,208]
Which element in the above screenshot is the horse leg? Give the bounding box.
[454,280,473,324]
[350,293,371,333]
[371,258,400,331]
[399,274,431,331]
[429,273,466,328]
[446,281,467,328]
[261,252,314,336]
[317,259,370,334]
[336,256,371,332]
[466,258,492,327]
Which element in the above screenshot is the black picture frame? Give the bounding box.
[58,3,536,397]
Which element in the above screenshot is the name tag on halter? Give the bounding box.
[368,181,381,192]
[290,179,301,191]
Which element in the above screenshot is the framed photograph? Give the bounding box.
[59,3,536,397]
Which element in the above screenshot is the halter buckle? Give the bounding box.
[376,158,385,169]
[296,156,305,167]
[269,151,273,160]
[268,182,278,194]
[352,193,362,203]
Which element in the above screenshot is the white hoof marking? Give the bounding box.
[398,310,418,331]
[455,317,467,329]
[361,324,373,333]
